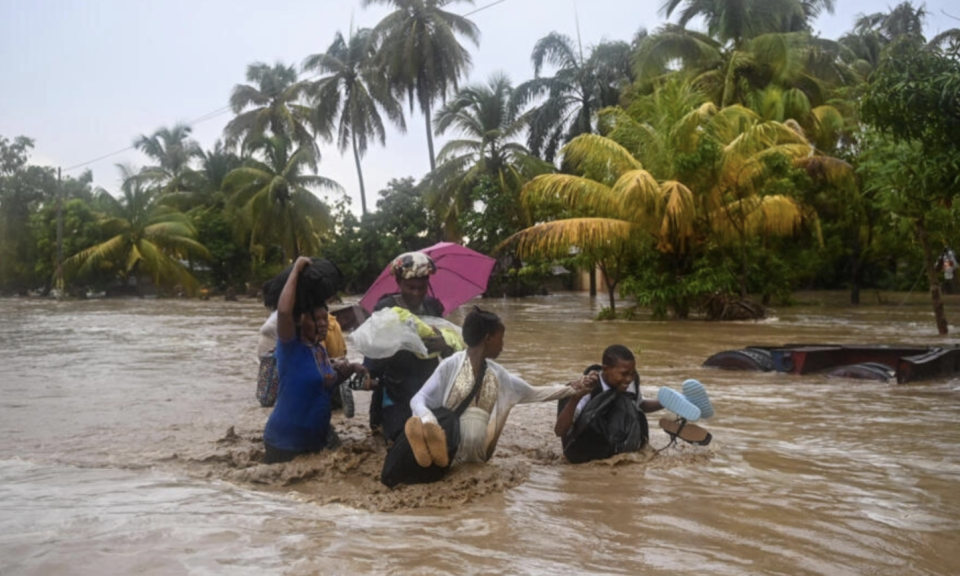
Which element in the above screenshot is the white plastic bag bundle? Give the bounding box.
[349,308,428,359]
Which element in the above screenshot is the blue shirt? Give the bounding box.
[263,337,335,452]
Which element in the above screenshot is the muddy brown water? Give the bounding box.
[1,293,959,575]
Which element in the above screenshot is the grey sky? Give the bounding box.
[2,0,957,212]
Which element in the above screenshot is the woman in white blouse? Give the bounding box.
[406,307,595,467]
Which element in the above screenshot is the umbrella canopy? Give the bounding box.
[360,242,496,316]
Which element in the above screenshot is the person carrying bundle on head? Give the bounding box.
[261,257,368,464]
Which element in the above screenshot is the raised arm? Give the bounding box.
[276,257,312,342]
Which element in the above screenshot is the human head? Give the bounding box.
[296,303,329,344]
[391,251,436,309]
[462,307,506,359]
[601,344,637,393]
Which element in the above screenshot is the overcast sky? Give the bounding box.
[2,0,957,212]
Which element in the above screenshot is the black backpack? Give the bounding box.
[560,365,648,464]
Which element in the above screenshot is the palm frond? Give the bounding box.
[560,134,643,184]
[520,174,622,217]
[500,217,635,259]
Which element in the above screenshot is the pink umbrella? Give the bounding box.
[360,242,496,316]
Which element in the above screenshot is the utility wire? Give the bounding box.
[464,0,511,17]
[62,0,514,173]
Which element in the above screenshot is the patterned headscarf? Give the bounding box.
[391,251,436,280]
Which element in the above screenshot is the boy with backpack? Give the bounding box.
[555,345,713,463]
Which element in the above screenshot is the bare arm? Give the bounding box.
[276,257,312,342]
[555,392,587,437]
[640,398,663,413]
[554,373,598,437]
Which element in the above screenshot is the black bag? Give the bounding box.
[562,389,648,464]
[380,360,487,488]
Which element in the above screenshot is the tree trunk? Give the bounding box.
[606,281,617,315]
[850,259,862,305]
[589,266,597,297]
[288,208,298,260]
[739,237,748,299]
[918,223,948,335]
[352,132,368,215]
[424,105,437,172]
[849,233,862,305]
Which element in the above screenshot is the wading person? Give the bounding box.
[367,251,457,441]
[262,257,366,464]
[257,263,353,412]
[382,307,590,487]
[555,345,713,464]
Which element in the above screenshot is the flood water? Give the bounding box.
[2,293,959,575]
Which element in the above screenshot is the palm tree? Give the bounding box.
[839,3,959,75]
[659,0,834,47]
[634,24,855,153]
[514,33,633,162]
[222,136,340,261]
[304,28,406,214]
[195,140,243,195]
[504,81,849,313]
[425,72,552,239]
[363,0,480,171]
[223,62,316,156]
[66,165,210,293]
[159,140,243,213]
[133,123,200,194]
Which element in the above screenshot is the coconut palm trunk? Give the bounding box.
[424,101,437,172]
[351,131,368,214]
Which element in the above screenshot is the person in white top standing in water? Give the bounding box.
[403,308,591,474]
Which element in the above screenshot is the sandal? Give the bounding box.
[404,417,433,467]
[681,379,714,419]
[658,387,702,421]
[659,417,712,446]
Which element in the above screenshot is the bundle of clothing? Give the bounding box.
[262,258,343,315]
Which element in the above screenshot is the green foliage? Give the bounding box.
[223,62,315,154]
[322,178,439,293]
[621,248,737,318]
[427,72,552,237]
[0,136,56,293]
[191,206,252,292]
[30,198,109,292]
[458,176,520,255]
[0,135,34,176]
[514,33,633,161]
[861,40,960,155]
[223,135,339,260]
[65,168,211,295]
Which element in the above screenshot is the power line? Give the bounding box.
[62,0,514,174]
[465,0,512,17]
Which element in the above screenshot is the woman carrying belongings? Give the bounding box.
[261,257,367,464]
[380,307,592,487]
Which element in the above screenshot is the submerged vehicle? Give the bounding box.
[703,344,960,384]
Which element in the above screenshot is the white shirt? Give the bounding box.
[410,351,575,462]
[258,311,278,357]
[573,374,642,420]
